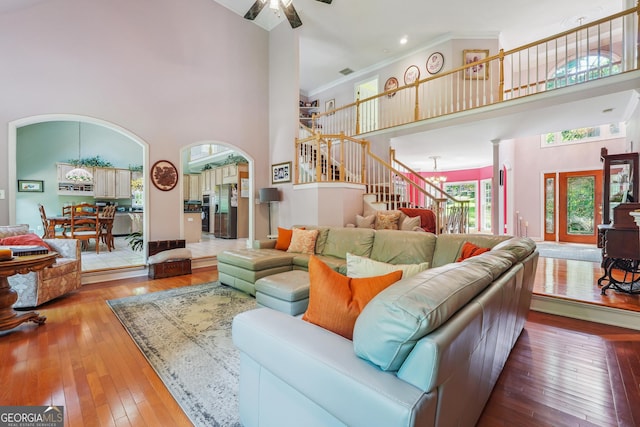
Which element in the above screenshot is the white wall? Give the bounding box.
[0,0,271,241]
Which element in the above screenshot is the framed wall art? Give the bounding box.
[271,161,291,184]
[384,77,399,98]
[463,49,489,80]
[325,99,335,115]
[404,65,420,85]
[426,52,445,75]
[150,160,179,191]
[18,180,44,192]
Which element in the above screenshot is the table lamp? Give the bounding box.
[260,188,281,236]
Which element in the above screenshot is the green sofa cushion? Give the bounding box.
[321,227,375,259]
[369,230,436,265]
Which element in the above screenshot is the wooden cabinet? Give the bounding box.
[93,168,131,199]
[601,148,639,225]
[222,164,238,184]
[183,174,201,201]
[201,169,215,194]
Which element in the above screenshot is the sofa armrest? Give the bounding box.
[44,239,81,259]
[252,239,277,249]
[233,308,433,427]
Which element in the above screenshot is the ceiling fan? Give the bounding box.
[244,0,332,29]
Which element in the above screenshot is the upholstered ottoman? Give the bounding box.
[254,270,310,316]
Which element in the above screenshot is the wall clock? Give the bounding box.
[426,52,445,75]
[404,65,420,85]
[151,160,179,191]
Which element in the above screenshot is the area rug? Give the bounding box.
[107,282,257,427]
[536,242,602,263]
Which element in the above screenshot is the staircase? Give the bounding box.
[295,130,469,234]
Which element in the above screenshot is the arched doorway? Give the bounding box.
[9,115,148,273]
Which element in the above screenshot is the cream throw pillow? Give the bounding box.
[346,252,429,279]
[355,214,375,229]
[400,215,421,231]
[287,228,319,254]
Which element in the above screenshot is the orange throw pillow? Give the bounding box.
[274,227,304,251]
[302,255,402,340]
[457,241,491,262]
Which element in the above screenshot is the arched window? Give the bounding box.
[547,52,621,89]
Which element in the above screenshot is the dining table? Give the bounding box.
[46,214,115,251]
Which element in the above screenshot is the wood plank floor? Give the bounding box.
[0,259,639,426]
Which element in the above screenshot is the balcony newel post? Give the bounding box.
[339,132,345,182]
[315,133,322,183]
[355,93,361,135]
[414,79,420,121]
[498,49,505,102]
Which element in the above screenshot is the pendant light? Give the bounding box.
[65,122,93,182]
[427,156,447,185]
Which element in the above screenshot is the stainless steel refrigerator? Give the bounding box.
[213,183,237,239]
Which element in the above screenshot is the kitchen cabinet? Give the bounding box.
[94,168,131,199]
[183,174,201,201]
[184,212,202,243]
[201,169,214,194]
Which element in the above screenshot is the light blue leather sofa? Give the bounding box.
[232,234,537,427]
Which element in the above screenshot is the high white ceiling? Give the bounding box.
[213,0,624,94]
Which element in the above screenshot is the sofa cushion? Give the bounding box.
[321,227,375,259]
[0,233,51,250]
[355,214,375,229]
[0,224,29,239]
[370,230,437,265]
[399,208,437,233]
[287,229,319,254]
[400,215,421,231]
[353,258,501,371]
[375,211,401,230]
[491,237,537,262]
[346,253,429,279]
[302,255,402,340]
[275,227,295,251]
[431,234,511,268]
[217,248,294,270]
[456,241,491,261]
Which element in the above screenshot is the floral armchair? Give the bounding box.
[0,224,82,308]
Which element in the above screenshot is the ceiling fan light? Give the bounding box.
[269,0,279,10]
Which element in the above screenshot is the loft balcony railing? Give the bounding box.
[307,6,637,136]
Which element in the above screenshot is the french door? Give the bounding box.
[555,170,602,244]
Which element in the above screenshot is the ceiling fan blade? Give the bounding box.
[280,0,302,28]
[316,0,332,3]
[244,0,267,20]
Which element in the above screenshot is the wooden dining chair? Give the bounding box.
[38,204,54,238]
[99,205,117,252]
[69,203,101,253]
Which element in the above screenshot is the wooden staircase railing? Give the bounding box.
[295,132,469,233]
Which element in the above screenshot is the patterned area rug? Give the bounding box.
[535,242,602,263]
[107,282,257,427]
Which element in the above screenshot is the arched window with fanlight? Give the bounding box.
[547,51,622,90]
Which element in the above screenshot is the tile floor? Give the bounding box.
[80,232,249,272]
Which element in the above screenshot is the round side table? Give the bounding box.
[0,252,58,331]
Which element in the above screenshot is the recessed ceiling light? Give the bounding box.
[400,36,408,45]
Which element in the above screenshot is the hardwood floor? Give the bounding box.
[0,259,639,426]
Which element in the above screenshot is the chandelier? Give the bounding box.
[427,156,447,185]
[65,122,94,183]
